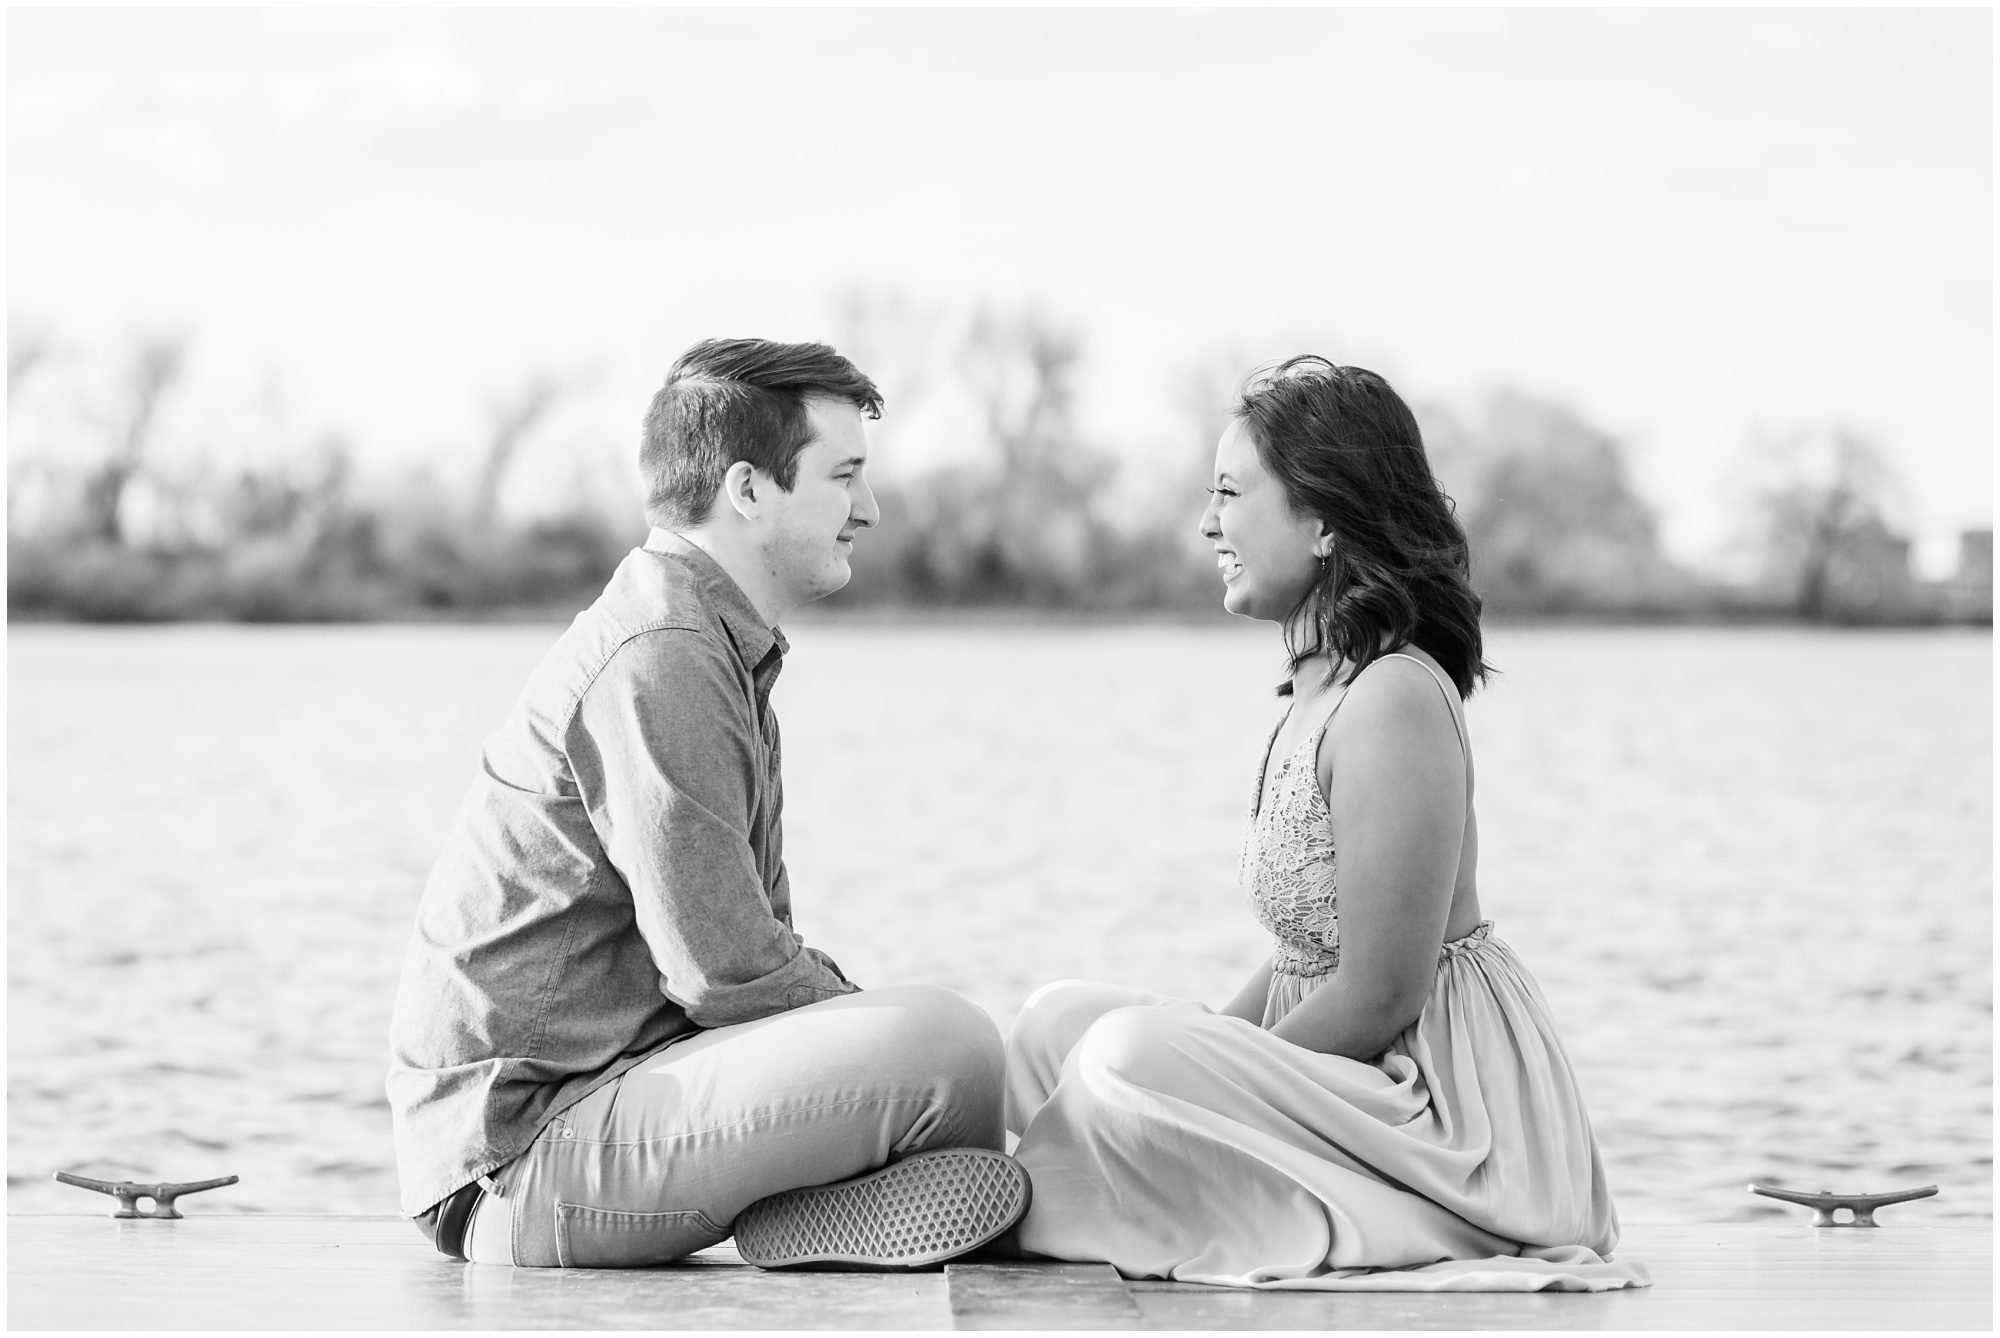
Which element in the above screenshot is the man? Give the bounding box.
[387,338,1027,1269]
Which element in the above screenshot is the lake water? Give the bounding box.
[7,621,1991,1226]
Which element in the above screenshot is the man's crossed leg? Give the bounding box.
[466,986,1007,1268]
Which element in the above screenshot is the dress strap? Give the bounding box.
[1312,652,1468,761]
[1374,653,1467,760]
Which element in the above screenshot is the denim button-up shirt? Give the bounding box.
[386,532,857,1216]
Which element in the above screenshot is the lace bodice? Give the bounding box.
[1239,653,1478,986]
[1240,725,1343,979]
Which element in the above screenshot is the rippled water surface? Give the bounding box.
[8,622,1990,1223]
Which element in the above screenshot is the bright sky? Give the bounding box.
[9,8,1992,573]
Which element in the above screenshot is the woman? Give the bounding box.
[1004,358,1648,1291]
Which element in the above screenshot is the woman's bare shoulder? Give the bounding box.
[1341,651,1457,721]
[1320,650,1467,772]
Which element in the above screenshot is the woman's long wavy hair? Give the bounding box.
[1234,356,1491,700]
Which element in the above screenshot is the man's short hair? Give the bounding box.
[641,338,883,530]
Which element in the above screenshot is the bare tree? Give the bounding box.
[960,307,1081,476]
[829,288,941,433]
[78,336,186,545]
[203,432,355,547]
[1163,347,1253,497]
[8,321,58,406]
[1754,428,1911,619]
[1429,390,1675,613]
[474,376,565,527]
[951,308,1115,599]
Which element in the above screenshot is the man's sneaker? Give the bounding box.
[731,1147,1031,1271]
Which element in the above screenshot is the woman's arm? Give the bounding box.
[1217,955,1274,1023]
[1269,660,1467,1060]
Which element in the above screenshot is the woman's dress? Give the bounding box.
[1003,654,1649,1291]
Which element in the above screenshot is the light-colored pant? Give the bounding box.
[467,984,1005,1267]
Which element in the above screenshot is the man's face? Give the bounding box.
[757,397,879,609]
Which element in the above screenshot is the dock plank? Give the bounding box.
[946,1261,1146,1330]
[4,1217,950,1330]
[6,1215,1990,1330]
[1124,1224,1991,1331]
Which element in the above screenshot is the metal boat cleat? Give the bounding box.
[53,1171,239,1219]
[1749,1182,1938,1227]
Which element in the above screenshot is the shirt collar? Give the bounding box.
[644,529,789,667]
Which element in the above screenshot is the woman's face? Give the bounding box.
[1197,420,1329,622]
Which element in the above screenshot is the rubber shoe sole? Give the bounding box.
[732,1148,1031,1271]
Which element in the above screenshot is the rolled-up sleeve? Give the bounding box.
[567,628,856,1028]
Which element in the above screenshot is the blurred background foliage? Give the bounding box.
[7,300,1989,625]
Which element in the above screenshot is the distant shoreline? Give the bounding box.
[8,604,1991,631]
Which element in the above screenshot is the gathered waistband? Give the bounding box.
[1273,920,1496,981]
[1439,919,1496,959]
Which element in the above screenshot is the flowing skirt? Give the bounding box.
[1004,929,1650,1291]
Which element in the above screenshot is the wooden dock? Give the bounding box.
[7,1215,1990,1329]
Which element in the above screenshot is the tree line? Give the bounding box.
[6,307,1979,625]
